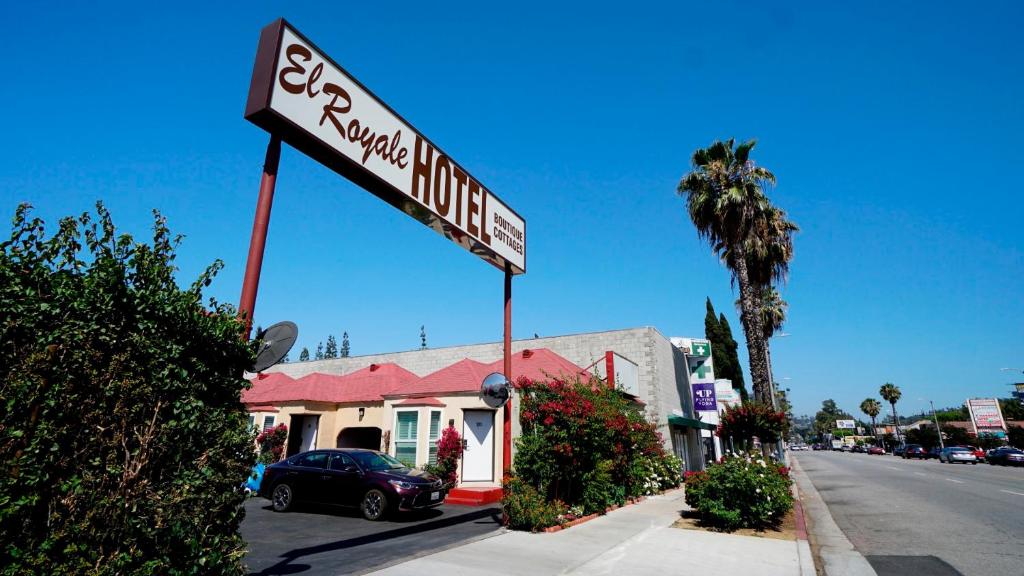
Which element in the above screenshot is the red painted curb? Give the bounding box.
[792,497,808,541]
[541,495,649,533]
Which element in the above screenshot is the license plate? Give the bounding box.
[431,491,440,500]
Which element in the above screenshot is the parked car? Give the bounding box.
[851,445,865,453]
[986,447,1024,466]
[939,446,978,464]
[926,447,942,460]
[867,446,885,455]
[903,444,928,459]
[839,444,852,452]
[258,449,447,520]
[962,445,986,461]
[893,445,907,457]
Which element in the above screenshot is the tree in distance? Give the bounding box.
[315,341,324,360]
[298,347,310,362]
[324,334,337,359]
[340,331,350,357]
[879,383,903,443]
[860,398,882,443]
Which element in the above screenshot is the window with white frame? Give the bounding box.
[394,410,419,467]
[262,415,275,432]
[248,415,255,430]
[427,410,442,465]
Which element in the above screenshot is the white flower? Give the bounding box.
[755,488,761,494]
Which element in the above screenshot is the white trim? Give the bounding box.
[427,408,443,465]
[393,408,420,467]
[261,414,276,432]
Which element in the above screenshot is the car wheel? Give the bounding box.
[271,483,294,512]
[972,462,977,465]
[361,489,388,521]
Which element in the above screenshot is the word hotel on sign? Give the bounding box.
[411,139,524,257]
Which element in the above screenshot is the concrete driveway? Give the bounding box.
[241,497,502,576]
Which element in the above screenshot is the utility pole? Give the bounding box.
[929,400,945,450]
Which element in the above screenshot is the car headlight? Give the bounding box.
[389,480,414,490]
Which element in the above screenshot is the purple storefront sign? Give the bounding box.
[692,382,717,412]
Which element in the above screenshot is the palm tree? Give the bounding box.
[735,285,788,407]
[678,139,779,403]
[860,398,882,445]
[879,383,902,444]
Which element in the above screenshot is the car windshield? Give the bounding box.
[949,447,969,452]
[349,451,408,471]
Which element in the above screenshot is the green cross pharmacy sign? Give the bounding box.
[690,341,711,357]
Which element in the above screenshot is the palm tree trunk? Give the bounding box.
[890,403,900,443]
[730,243,772,404]
[870,416,877,445]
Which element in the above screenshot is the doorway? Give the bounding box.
[336,427,382,450]
[461,410,494,482]
[286,414,320,457]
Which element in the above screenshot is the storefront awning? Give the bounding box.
[668,415,717,431]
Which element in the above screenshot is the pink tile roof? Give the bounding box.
[386,349,587,398]
[243,363,418,405]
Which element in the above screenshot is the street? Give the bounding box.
[795,451,1024,576]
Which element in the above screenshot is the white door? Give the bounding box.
[301,416,319,452]
[462,410,494,482]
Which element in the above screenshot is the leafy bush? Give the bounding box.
[423,426,462,487]
[718,401,787,447]
[256,423,288,465]
[684,454,793,531]
[0,204,256,575]
[506,374,683,529]
[501,475,567,532]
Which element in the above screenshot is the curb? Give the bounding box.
[790,455,877,576]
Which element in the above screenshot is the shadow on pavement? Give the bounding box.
[248,507,501,576]
[259,503,446,524]
[866,555,964,576]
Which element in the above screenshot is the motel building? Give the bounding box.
[245,327,724,504]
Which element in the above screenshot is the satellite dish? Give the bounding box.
[481,372,511,408]
[251,321,298,372]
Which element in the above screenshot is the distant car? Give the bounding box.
[926,447,941,460]
[893,445,907,457]
[258,449,447,520]
[986,447,1024,466]
[903,445,928,459]
[868,446,885,455]
[851,445,865,453]
[839,445,852,452]
[939,446,978,464]
[962,445,986,461]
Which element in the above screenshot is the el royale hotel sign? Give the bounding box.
[245,19,526,274]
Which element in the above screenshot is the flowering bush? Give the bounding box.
[502,475,567,532]
[684,453,793,531]
[718,401,787,447]
[256,423,288,464]
[505,374,683,529]
[424,426,462,486]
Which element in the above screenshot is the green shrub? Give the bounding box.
[502,475,567,531]
[581,460,620,514]
[684,454,793,532]
[0,204,256,575]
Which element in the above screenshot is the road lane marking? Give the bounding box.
[885,466,899,471]
[1001,490,1024,497]
[945,478,964,484]
[914,472,926,476]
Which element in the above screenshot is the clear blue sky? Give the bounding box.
[2,1,1021,417]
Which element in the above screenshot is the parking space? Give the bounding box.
[242,497,502,576]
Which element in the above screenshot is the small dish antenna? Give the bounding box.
[481,372,511,408]
[251,321,298,373]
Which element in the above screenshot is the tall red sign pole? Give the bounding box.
[238,135,281,337]
[503,263,513,476]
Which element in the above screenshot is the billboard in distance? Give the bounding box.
[966,398,1006,435]
[836,419,856,430]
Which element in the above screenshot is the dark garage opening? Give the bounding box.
[337,427,383,450]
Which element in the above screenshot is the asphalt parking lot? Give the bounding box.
[241,497,502,576]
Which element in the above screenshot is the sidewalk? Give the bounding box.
[366,488,815,576]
